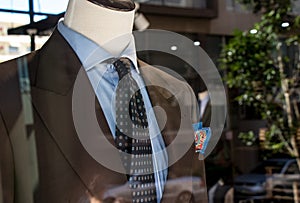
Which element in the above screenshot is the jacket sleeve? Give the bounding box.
[0,110,14,203]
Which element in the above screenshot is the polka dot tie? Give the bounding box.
[113,58,157,203]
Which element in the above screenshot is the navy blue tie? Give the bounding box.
[114,58,157,203]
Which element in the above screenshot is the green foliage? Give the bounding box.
[238,131,256,146]
[219,26,282,123]
[265,124,285,151]
[220,0,300,155]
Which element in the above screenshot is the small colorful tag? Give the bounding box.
[192,122,211,154]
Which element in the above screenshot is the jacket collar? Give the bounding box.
[34,28,82,95]
[33,28,178,101]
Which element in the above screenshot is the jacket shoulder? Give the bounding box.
[0,52,37,131]
[138,60,191,92]
[0,52,37,88]
[138,60,199,122]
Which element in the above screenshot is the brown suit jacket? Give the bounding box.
[0,29,205,203]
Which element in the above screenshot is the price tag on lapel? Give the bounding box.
[192,122,211,155]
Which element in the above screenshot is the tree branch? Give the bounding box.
[277,42,294,128]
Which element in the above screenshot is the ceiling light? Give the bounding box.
[250,29,258,34]
[171,46,178,51]
[194,41,200,46]
[281,22,290,28]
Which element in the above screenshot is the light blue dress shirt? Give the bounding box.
[57,20,167,202]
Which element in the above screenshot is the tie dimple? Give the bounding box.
[113,57,131,79]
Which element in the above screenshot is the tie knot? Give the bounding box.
[113,57,132,80]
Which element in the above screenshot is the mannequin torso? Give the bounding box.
[0,1,207,202]
[64,0,135,56]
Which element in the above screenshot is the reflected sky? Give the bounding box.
[0,0,68,23]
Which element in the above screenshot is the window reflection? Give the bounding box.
[0,0,29,11]
[33,0,68,14]
[102,176,206,203]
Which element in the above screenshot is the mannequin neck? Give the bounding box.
[64,0,135,56]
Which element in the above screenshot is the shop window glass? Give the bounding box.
[33,0,68,14]
[33,15,47,22]
[0,12,30,25]
[142,0,207,8]
[226,0,248,12]
[8,45,19,53]
[0,0,29,11]
[292,0,300,15]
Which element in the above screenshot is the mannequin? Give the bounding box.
[64,0,135,56]
[0,0,204,202]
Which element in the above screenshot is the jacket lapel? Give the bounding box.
[138,60,181,146]
[30,29,127,199]
[138,61,205,202]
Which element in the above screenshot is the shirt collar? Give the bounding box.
[57,19,138,72]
